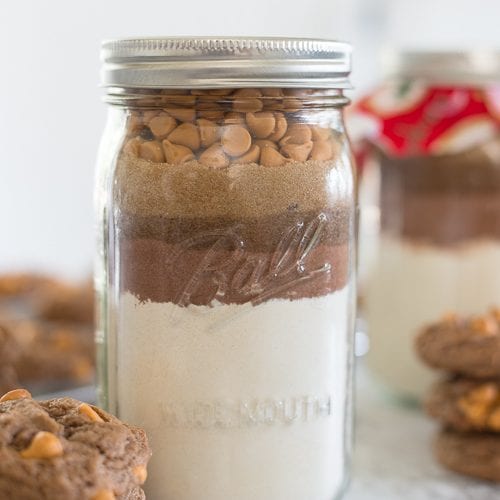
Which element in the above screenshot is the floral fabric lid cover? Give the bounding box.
[352,81,500,157]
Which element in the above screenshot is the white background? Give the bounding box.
[1,0,500,277]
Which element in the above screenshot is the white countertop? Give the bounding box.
[346,367,500,499]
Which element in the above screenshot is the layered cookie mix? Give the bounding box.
[107,88,355,500]
[0,389,151,499]
[116,88,350,305]
[366,142,500,397]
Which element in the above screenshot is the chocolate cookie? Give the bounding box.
[0,389,151,499]
[435,429,500,482]
[9,320,95,388]
[0,273,96,393]
[415,310,500,378]
[0,325,21,394]
[0,274,94,325]
[426,377,500,432]
[31,280,94,324]
[0,274,58,298]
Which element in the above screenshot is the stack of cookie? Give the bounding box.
[0,273,95,393]
[416,310,500,482]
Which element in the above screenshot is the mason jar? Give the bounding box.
[96,37,355,500]
[356,51,500,400]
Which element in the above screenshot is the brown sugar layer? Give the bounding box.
[114,154,353,219]
[377,138,500,244]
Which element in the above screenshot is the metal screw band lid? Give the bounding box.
[382,50,500,84]
[101,37,352,89]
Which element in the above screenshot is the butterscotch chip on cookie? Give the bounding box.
[426,377,500,432]
[0,392,151,499]
[415,310,500,378]
[435,429,500,482]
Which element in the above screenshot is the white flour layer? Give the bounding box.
[117,288,352,500]
[366,236,500,399]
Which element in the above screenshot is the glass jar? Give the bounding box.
[96,37,355,500]
[356,52,500,400]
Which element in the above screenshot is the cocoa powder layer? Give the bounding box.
[117,210,350,251]
[381,192,500,244]
[377,138,500,245]
[119,239,349,305]
[117,209,351,304]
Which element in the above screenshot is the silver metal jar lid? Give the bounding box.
[382,50,500,84]
[101,37,352,89]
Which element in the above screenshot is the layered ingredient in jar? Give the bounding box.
[366,144,500,397]
[111,88,354,500]
[358,83,500,398]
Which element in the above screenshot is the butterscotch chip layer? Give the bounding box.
[121,87,342,169]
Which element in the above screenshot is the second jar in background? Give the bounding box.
[356,52,500,399]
